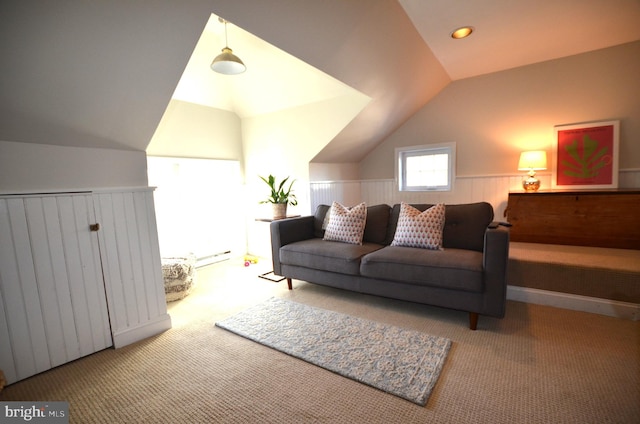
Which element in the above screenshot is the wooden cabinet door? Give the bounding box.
[0,193,112,385]
[93,189,171,349]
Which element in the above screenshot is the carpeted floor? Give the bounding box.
[1,258,639,423]
[508,242,640,303]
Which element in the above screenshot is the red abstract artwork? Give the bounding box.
[553,121,619,189]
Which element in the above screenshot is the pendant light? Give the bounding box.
[211,18,246,75]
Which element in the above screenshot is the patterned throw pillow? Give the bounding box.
[391,202,446,250]
[323,202,367,245]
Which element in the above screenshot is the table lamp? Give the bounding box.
[518,150,547,192]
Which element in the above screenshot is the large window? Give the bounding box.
[147,156,245,266]
[396,142,456,191]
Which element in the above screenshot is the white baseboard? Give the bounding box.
[112,314,173,348]
[507,286,640,321]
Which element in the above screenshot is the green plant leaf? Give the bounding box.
[259,174,297,205]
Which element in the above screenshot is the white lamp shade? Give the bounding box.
[518,151,547,170]
[211,47,246,75]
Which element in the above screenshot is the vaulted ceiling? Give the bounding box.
[2,1,639,163]
[401,0,640,80]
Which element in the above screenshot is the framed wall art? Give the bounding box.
[552,120,619,189]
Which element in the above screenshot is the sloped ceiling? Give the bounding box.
[1,0,639,162]
[304,1,451,162]
[0,0,214,152]
[170,15,364,119]
[162,1,447,163]
[400,0,640,80]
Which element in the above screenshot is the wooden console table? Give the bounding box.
[505,189,640,250]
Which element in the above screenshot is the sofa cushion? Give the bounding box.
[385,202,494,252]
[313,204,331,238]
[360,246,484,292]
[363,204,391,244]
[314,203,391,244]
[323,202,367,244]
[391,203,445,250]
[280,239,384,276]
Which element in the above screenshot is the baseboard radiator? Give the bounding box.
[196,250,231,268]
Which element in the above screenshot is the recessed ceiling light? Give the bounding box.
[451,26,474,39]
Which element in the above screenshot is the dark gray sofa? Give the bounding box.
[269,202,510,330]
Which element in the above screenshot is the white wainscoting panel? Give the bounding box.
[312,176,516,219]
[0,193,112,384]
[311,170,640,219]
[620,169,640,188]
[0,188,171,383]
[93,188,171,348]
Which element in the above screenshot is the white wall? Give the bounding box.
[0,141,148,193]
[309,162,361,182]
[314,43,640,223]
[147,100,244,162]
[359,41,640,180]
[240,95,369,258]
[242,94,370,217]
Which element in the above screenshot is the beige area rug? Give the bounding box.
[216,297,451,405]
[0,259,638,423]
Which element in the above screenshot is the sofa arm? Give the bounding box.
[270,216,315,275]
[482,225,510,317]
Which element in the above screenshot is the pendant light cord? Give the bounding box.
[224,21,229,48]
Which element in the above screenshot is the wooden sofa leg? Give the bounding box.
[287,278,292,290]
[469,312,478,330]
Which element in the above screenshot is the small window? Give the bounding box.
[396,143,455,191]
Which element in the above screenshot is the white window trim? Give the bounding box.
[395,142,456,192]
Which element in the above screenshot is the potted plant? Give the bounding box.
[259,174,297,219]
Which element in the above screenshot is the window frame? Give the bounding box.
[395,142,456,192]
